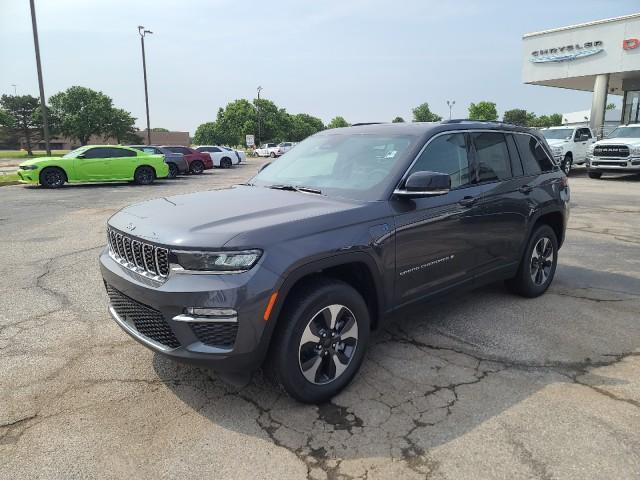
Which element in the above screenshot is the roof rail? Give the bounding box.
[351,122,383,126]
[442,118,513,125]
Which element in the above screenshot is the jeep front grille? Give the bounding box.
[107,227,169,281]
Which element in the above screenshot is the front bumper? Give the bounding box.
[99,248,281,372]
[587,156,640,172]
[17,169,38,184]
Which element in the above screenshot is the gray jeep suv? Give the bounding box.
[100,121,569,403]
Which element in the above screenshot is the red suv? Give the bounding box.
[160,146,213,174]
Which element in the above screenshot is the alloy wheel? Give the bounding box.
[298,304,358,385]
[43,169,64,187]
[530,237,553,286]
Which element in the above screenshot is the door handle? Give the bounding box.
[519,185,533,194]
[458,196,478,207]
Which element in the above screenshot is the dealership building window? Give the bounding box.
[523,13,640,137]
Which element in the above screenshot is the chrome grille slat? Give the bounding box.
[107,227,169,282]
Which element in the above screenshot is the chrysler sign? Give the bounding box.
[531,41,604,63]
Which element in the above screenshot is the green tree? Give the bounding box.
[49,86,114,145]
[468,101,498,121]
[606,103,616,111]
[528,113,563,128]
[151,127,169,132]
[327,116,350,129]
[412,103,442,122]
[392,116,405,123]
[193,122,223,145]
[289,113,324,141]
[0,94,48,154]
[213,99,257,146]
[502,109,529,126]
[106,108,140,144]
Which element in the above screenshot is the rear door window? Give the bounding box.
[112,148,136,157]
[513,134,554,174]
[470,132,512,183]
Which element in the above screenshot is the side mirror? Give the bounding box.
[77,154,85,159]
[259,162,271,173]
[394,171,451,197]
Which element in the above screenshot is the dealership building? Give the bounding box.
[523,13,640,136]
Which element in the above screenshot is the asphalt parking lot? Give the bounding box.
[1,163,639,479]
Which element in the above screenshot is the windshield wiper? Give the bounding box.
[267,184,323,195]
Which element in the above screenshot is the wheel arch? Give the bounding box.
[531,210,565,248]
[270,252,385,332]
[39,165,68,183]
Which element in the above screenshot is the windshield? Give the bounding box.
[62,147,88,158]
[251,133,418,201]
[606,126,640,139]
[542,129,573,140]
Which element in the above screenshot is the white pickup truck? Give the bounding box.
[540,126,596,175]
[255,143,279,157]
[586,123,640,179]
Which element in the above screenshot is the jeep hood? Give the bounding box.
[108,185,369,249]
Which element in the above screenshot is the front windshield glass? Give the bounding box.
[606,126,640,138]
[251,133,418,201]
[542,129,573,140]
[62,147,88,158]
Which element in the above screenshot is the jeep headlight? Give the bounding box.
[172,249,262,272]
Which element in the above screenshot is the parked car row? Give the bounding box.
[541,123,640,178]
[17,143,246,188]
[255,142,296,157]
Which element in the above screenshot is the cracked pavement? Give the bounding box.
[1,165,639,479]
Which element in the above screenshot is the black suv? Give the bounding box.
[100,121,569,403]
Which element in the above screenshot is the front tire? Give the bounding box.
[269,152,276,158]
[166,163,178,178]
[134,166,155,185]
[562,154,572,175]
[588,171,602,179]
[267,277,370,403]
[39,167,66,188]
[505,225,558,298]
[190,160,204,175]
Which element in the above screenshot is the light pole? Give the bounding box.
[256,86,263,147]
[29,0,51,155]
[11,84,17,95]
[138,26,153,145]
[446,100,455,120]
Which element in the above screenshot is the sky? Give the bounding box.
[1,0,637,134]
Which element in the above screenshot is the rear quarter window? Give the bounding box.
[513,134,554,175]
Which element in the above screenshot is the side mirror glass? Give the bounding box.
[395,171,451,197]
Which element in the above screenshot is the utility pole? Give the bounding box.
[256,86,263,147]
[446,100,456,120]
[29,0,51,155]
[138,26,153,145]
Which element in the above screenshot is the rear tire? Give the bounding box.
[190,160,204,175]
[269,152,276,158]
[505,225,558,298]
[588,171,602,179]
[266,277,370,404]
[39,167,66,188]
[221,157,232,169]
[167,163,178,178]
[134,166,155,185]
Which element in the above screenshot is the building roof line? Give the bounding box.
[523,12,640,38]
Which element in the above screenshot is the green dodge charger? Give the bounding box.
[17,145,169,188]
